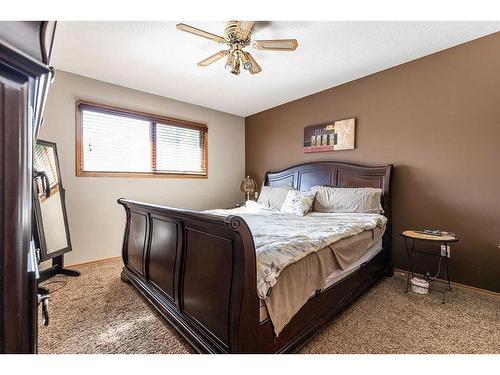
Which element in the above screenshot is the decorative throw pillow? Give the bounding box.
[280,190,316,216]
[311,186,383,214]
[257,185,295,210]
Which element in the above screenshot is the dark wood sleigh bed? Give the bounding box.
[118,161,392,353]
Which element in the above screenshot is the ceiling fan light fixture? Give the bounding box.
[240,51,253,70]
[177,21,298,76]
[230,58,241,75]
[225,53,236,71]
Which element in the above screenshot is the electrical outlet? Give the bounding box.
[441,244,451,258]
[440,244,446,256]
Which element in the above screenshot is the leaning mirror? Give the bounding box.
[33,140,72,261]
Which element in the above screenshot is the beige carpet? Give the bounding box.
[38,258,500,354]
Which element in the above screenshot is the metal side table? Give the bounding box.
[400,230,458,303]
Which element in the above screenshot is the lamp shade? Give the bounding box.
[240,176,257,200]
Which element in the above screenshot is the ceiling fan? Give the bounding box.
[176,21,298,76]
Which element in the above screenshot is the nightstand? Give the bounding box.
[400,230,459,303]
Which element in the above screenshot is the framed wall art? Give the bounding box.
[303,118,355,153]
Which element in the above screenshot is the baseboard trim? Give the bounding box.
[67,256,121,268]
[394,268,500,299]
[63,261,500,299]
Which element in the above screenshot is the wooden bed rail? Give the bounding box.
[117,198,260,353]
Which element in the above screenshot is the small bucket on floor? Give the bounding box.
[411,277,429,294]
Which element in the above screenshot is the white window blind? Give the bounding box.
[155,123,205,174]
[34,143,58,188]
[82,110,151,173]
[78,104,207,176]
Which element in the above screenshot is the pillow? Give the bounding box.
[280,190,316,216]
[257,185,295,210]
[311,186,383,214]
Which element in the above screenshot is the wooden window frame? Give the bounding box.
[75,100,208,178]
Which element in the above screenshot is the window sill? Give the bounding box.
[76,171,208,179]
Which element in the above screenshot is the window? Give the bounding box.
[34,143,59,189]
[76,101,208,178]
[34,143,60,200]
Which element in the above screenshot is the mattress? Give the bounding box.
[259,228,385,322]
[205,202,387,299]
[323,237,383,289]
[204,201,387,336]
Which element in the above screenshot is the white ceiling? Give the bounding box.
[52,21,500,117]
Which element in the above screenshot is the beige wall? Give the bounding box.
[246,32,500,292]
[40,71,245,266]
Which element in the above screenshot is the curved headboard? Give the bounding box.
[263,161,393,220]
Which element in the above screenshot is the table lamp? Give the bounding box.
[240,176,257,201]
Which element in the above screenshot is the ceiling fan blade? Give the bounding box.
[236,21,255,39]
[197,50,229,66]
[245,52,262,74]
[252,39,298,51]
[176,23,226,43]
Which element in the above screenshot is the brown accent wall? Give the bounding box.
[245,32,500,292]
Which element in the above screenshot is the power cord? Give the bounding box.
[394,256,442,281]
[428,256,443,280]
[423,257,442,281]
[40,279,67,295]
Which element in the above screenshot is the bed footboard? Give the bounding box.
[118,199,260,353]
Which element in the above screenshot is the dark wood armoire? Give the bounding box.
[0,21,56,353]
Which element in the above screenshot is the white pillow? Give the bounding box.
[257,185,295,210]
[280,190,316,216]
[311,186,383,214]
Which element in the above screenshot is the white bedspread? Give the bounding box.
[205,201,387,299]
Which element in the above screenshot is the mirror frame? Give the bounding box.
[33,139,72,261]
